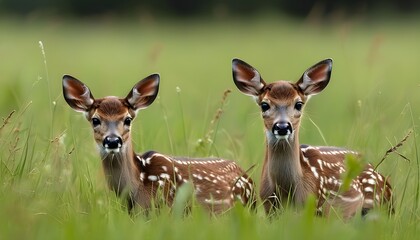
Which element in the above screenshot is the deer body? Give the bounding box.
[63,74,255,214]
[232,59,393,219]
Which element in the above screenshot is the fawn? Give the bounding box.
[231,58,393,219]
[63,73,255,214]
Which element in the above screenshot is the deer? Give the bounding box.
[231,58,393,219]
[62,73,255,214]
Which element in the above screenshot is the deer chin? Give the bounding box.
[274,134,289,141]
[97,145,121,157]
[104,147,121,154]
[266,130,295,144]
[266,132,293,148]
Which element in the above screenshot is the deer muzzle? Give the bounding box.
[103,135,122,153]
[272,121,292,139]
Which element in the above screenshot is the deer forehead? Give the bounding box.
[91,97,132,120]
[261,81,304,104]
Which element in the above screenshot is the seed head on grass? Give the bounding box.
[195,89,231,155]
[0,110,16,134]
[375,129,412,171]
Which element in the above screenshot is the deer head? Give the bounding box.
[232,58,332,145]
[62,74,160,157]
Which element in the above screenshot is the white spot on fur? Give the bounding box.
[160,173,170,179]
[204,198,231,205]
[246,189,251,198]
[310,166,319,179]
[192,174,203,180]
[367,179,376,185]
[148,175,158,181]
[317,159,324,171]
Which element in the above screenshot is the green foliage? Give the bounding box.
[172,181,194,219]
[340,154,365,193]
[0,16,419,239]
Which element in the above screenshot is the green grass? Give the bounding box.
[1,15,420,239]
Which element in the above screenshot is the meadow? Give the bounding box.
[0,15,419,239]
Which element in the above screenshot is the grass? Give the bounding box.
[1,14,420,239]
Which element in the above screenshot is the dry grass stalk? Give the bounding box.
[375,129,412,170]
[0,110,16,133]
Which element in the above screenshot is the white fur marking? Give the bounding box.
[193,174,203,180]
[310,166,319,179]
[148,175,158,181]
[160,173,170,179]
[317,159,324,171]
[367,179,376,185]
[204,198,231,205]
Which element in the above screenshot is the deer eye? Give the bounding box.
[124,117,132,126]
[260,102,270,112]
[92,117,101,127]
[295,102,303,111]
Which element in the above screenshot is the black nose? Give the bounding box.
[272,122,292,136]
[103,135,122,149]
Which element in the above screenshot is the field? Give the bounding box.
[0,15,419,239]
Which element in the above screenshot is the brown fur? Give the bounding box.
[232,58,393,219]
[63,74,256,214]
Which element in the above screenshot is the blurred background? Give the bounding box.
[0,0,419,18]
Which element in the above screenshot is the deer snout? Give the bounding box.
[103,135,122,151]
[272,121,292,138]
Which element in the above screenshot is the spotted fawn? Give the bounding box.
[63,73,255,214]
[231,58,393,219]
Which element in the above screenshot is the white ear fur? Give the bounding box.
[232,58,266,97]
[298,74,313,91]
[62,75,95,112]
[126,74,160,111]
[235,66,264,92]
[297,59,332,96]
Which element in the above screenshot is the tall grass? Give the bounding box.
[0,15,419,239]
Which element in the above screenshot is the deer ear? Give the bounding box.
[125,74,160,111]
[62,75,95,112]
[297,59,332,96]
[232,58,266,97]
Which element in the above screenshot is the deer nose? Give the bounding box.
[272,122,292,136]
[103,135,122,149]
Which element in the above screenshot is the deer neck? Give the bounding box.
[100,140,139,196]
[264,129,308,203]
